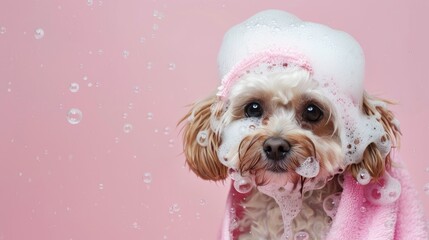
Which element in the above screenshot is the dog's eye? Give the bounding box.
[302,104,323,122]
[245,102,263,118]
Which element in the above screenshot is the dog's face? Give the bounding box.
[180,68,399,189]
[218,69,343,187]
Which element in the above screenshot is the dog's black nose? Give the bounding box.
[263,137,291,161]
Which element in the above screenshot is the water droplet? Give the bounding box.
[199,199,206,206]
[83,75,88,81]
[163,126,170,135]
[143,172,152,184]
[0,26,6,34]
[34,28,44,40]
[323,192,341,218]
[147,112,153,120]
[87,82,93,87]
[168,203,180,214]
[98,183,104,190]
[114,137,119,143]
[122,50,130,59]
[196,130,209,147]
[127,102,134,110]
[69,82,79,93]
[87,0,94,6]
[360,206,367,213]
[131,222,140,230]
[67,108,83,125]
[357,168,371,185]
[195,212,201,220]
[123,123,133,133]
[168,63,176,70]
[122,113,128,119]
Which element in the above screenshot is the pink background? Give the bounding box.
[1,1,428,239]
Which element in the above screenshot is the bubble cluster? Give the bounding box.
[364,172,401,205]
[323,192,342,218]
[296,157,320,178]
[67,108,83,125]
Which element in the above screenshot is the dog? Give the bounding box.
[179,10,427,240]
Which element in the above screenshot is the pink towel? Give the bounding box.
[220,152,429,240]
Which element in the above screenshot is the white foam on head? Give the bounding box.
[218,9,365,104]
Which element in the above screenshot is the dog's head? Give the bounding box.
[179,10,400,192]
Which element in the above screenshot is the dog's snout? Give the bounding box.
[263,137,290,161]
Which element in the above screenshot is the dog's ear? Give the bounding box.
[349,92,401,181]
[179,95,228,181]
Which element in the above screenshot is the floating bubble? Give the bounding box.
[364,172,401,205]
[357,168,371,185]
[296,157,320,178]
[199,199,206,206]
[424,183,429,195]
[228,168,240,180]
[168,139,174,148]
[67,108,83,125]
[128,102,134,110]
[69,82,79,93]
[34,28,44,39]
[87,82,93,87]
[233,176,254,194]
[294,231,309,240]
[87,0,93,6]
[323,192,341,218]
[147,62,153,70]
[143,172,152,184]
[168,203,180,214]
[0,26,6,34]
[133,86,141,94]
[122,50,130,59]
[153,10,164,20]
[168,63,176,70]
[152,24,159,31]
[163,126,170,135]
[123,123,133,133]
[98,183,104,190]
[147,112,153,120]
[196,130,209,147]
[83,75,88,81]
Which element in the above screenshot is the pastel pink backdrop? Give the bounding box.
[1,1,428,239]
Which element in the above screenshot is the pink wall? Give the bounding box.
[1,1,428,239]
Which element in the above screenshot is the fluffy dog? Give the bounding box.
[180,10,427,240]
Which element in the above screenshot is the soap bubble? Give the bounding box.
[233,176,254,194]
[34,28,44,39]
[168,203,180,214]
[98,183,104,190]
[123,123,133,133]
[294,231,309,240]
[122,50,130,59]
[323,192,341,218]
[196,130,209,147]
[67,108,83,125]
[147,112,153,120]
[69,82,79,93]
[228,168,240,180]
[168,63,176,70]
[424,183,429,195]
[133,86,141,94]
[87,0,93,6]
[83,75,88,81]
[143,172,152,184]
[199,199,206,206]
[296,157,320,178]
[364,172,401,205]
[0,26,6,34]
[357,168,371,185]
